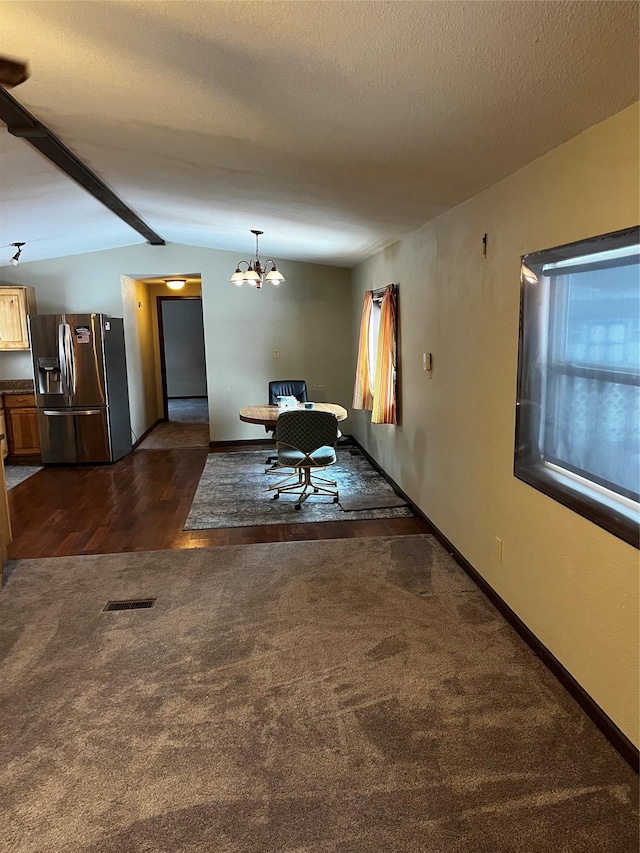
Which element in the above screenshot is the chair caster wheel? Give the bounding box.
[313,488,319,493]
[333,496,339,503]
[295,504,301,511]
[273,494,279,500]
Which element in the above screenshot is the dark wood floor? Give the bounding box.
[8,446,431,559]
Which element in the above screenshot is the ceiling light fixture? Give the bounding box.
[165,279,186,291]
[230,230,285,289]
[9,242,25,265]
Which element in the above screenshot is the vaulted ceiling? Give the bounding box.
[0,1,638,267]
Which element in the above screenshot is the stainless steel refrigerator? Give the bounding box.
[29,314,132,464]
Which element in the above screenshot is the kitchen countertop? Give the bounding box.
[0,380,35,395]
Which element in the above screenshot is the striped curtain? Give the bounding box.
[352,291,374,410]
[372,284,397,424]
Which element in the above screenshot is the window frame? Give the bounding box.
[514,225,640,548]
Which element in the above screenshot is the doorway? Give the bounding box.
[157,296,208,425]
[135,294,210,450]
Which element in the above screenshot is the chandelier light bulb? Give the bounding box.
[266,268,284,284]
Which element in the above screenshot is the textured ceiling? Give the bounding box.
[0,1,638,267]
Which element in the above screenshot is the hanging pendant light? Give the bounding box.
[230,230,285,289]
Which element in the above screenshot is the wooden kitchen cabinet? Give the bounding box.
[0,285,37,350]
[0,397,7,460]
[5,393,40,457]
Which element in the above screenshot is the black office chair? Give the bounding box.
[265,380,308,466]
[271,409,339,509]
[268,380,308,405]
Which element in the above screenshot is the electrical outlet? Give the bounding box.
[273,349,280,359]
[494,536,503,563]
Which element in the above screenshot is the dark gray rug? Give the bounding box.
[167,397,209,423]
[0,536,637,852]
[4,464,43,490]
[184,448,414,529]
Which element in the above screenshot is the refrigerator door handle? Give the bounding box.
[43,409,103,416]
[58,322,69,396]
[58,322,77,398]
[57,322,66,392]
[66,323,77,396]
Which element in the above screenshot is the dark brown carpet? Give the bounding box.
[0,536,637,852]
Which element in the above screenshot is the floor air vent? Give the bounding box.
[103,598,156,612]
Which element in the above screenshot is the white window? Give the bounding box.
[515,227,639,546]
[367,299,382,394]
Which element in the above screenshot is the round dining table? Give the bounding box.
[239,402,347,428]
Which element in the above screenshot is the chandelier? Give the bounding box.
[230,230,285,289]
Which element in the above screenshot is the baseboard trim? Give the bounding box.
[351,436,639,773]
[132,420,161,450]
[5,454,42,465]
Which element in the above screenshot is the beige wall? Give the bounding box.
[350,102,640,746]
[0,244,353,443]
[121,276,161,442]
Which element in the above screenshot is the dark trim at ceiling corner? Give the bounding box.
[0,86,165,246]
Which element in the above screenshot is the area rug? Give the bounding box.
[0,536,637,853]
[4,464,43,490]
[184,448,414,529]
[340,493,408,511]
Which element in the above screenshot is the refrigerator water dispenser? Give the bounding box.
[37,356,62,395]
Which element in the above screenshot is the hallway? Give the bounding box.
[137,397,209,449]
